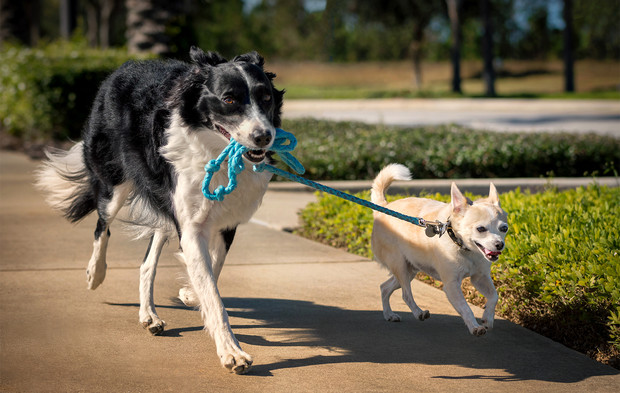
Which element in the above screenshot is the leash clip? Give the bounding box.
[424,221,447,238]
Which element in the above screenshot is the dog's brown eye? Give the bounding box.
[223,96,235,105]
[500,225,508,232]
[477,226,487,233]
[263,94,271,102]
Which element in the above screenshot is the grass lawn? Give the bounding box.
[268,60,620,99]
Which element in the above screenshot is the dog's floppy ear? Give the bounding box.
[488,183,501,207]
[450,182,469,215]
[233,51,265,68]
[190,46,227,67]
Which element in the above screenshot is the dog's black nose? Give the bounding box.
[252,130,272,148]
[495,241,504,250]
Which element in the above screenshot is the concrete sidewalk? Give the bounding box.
[1,150,618,392]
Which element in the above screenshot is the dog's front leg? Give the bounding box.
[443,279,487,336]
[180,228,252,374]
[471,273,498,330]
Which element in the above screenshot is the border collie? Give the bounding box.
[36,47,284,374]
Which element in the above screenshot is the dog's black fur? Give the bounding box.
[67,48,283,240]
[37,47,284,373]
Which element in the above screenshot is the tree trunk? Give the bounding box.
[125,0,171,55]
[563,0,575,92]
[446,0,463,94]
[411,22,425,90]
[480,0,496,97]
[85,0,99,46]
[60,0,78,39]
[99,0,116,48]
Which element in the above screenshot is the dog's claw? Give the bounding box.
[141,317,166,335]
[418,310,431,321]
[384,312,401,322]
[472,326,487,336]
[223,353,253,374]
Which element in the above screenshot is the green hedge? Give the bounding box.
[296,184,620,366]
[0,42,148,140]
[279,119,620,180]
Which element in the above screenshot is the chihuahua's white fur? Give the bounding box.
[371,164,508,336]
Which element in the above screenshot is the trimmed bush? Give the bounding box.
[279,118,620,180]
[0,41,149,140]
[296,184,620,367]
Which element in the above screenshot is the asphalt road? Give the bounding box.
[283,98,620,136]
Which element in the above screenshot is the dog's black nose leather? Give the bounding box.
[252,131,272,148]
[495,241,504,250]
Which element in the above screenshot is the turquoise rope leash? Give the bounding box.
[202,128,304,201]
[202,128,427,228]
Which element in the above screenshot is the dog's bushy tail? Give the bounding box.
[370,164,411,206]
[35,142,97,223]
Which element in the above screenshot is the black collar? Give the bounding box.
[446,221,469,251]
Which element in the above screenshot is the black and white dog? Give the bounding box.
[36,47,284,374]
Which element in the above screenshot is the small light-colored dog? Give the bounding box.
[370,164,508,336]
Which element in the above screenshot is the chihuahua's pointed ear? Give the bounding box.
[489,183,501,207]
[190,46,227,67]
[451,182,469,215]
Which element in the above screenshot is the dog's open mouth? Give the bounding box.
[216,125,267,163]
[475,242,502,262]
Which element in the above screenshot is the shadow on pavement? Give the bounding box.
[220,297,618,382]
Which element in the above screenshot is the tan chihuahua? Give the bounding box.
[370,164,508,336]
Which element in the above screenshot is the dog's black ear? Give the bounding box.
[190,46,227,67]
[233,51,265,68]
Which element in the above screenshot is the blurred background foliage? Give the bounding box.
[2,0,618,62]
[1,0,619,142]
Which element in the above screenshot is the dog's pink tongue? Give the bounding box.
[486,249,501,257]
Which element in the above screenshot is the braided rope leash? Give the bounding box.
[203,128,447,234]
[202,128,305,201]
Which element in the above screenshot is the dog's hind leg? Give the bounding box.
[139,230,168,335]
[86,182,132,290]
[396,263,430,321]
[380,275,402,322]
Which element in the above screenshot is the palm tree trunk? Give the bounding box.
[480,0,496,97]
[563,0,575,92]
[446,0,463,94]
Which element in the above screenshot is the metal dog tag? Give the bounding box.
[425,223,447,238]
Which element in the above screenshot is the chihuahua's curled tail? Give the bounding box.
[370,163,412,206]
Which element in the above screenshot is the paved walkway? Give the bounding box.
[283,98,620,136]
[1,151,619,392]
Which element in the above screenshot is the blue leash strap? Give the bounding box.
[256,164,427,228]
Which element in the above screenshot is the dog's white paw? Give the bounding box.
[221,350,253,374]
[178,286,199,307]
[141,316,166,336]
[470,326,487,336]
[384,311,401,322]
[86,261,106,290]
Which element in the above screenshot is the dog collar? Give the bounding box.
[446,220,470,251]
